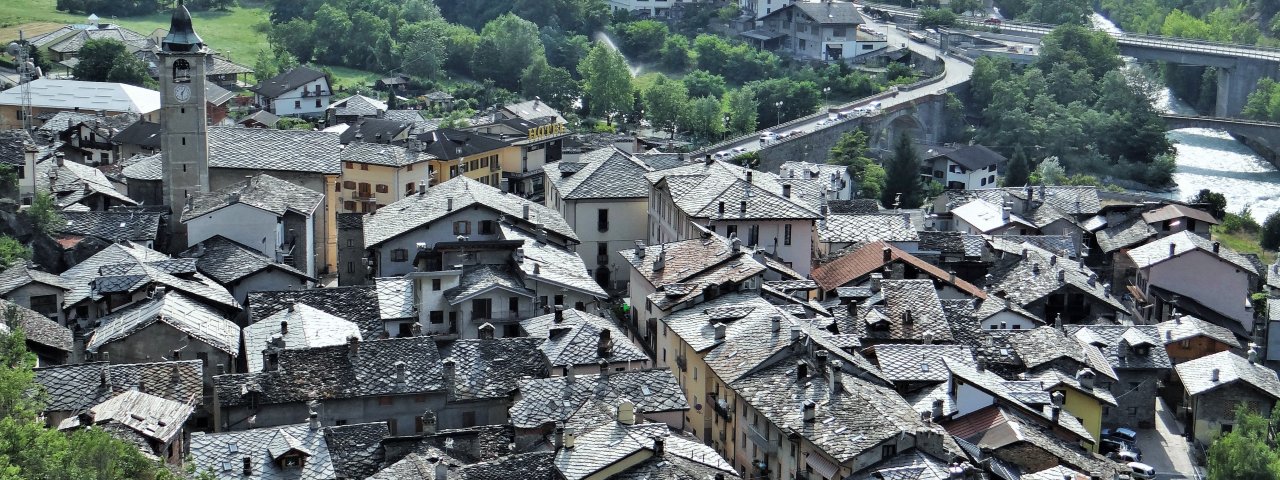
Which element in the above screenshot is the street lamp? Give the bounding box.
[774,100,784,125]
[722,114,731,140]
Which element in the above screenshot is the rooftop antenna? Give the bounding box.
[6,31,36,132]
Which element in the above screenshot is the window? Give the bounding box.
[406,183,416,195]
[598,209,609,232]
[748,225,759,246]
[882,444,897,458]
[315,99,322,108]
[432,279,442,291]
[294,100,301,109]
[784,224,792,245]
[343,181,356,189]
[1180,339,1191,349]
[478,220,496,235]
[360,164,368,171]
[347,262,353,273]
[335,182,342,192]
[453,221,470,235]
[430,311,444,324]
[28,295,58,318]
[726,225,738,237]
[462,411,477,427]
[343,201,356,211]
[375,184,389,194]
[391,249,408,262]
[833,26,846,37]
[387,418,398,435]
[980,177,987,186]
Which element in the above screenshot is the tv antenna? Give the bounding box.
[6,31,39,132]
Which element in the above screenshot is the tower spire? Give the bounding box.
[162,0,205,52]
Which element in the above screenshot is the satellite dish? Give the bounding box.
[5,42,18,56]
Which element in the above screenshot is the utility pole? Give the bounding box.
[6,30,38,132]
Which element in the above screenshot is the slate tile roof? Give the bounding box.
[970,297,1044,325]
[943,405,1119,477]
[37,111,100,134]
[1027,366,1118,407]
[1095,216,1157,254]
[213,336,445,407]
[446,338,546,401]
[951,199,1036,233]
[611,449,744,480]
[985,242,1126,313]
[460,451,559,480]
[373,277,415,320]
[323,421,390,480]
[827,198,882,214]
[1126,230,1258,274]
[1022,466,1090,480]
[818,213,919,245]
[941,359,1095,442]
[619,235,765,312]
[190,423,336,480]
[553,418,669,480]
[208,126,342,174]
[1063,325,1173,371]
[989,234,1078,258]
[182,173,324,222]
[730,351,933,464]
[0,298,72,352]
[925,144,1005,171]
[544,147,655,200]
[243,303,362,373]
[644,160,823,220]
[120,153,162,180]
[444,264,530,304]
[247,285,383,338]
[0,262,67,296]
[60,241,239,311]
[74,389,193,444]
[111,120,161,148]
[248,66,327,98]
[329,94,387,118]
[1142,204,1219,225]
[810,241,985,297]
[510,369,688,429]
[0,129,31,167]
[34,156,138,208]
[774,0,865,24]
[1156,314,1241,348]
[869,344,976,383]
[87,290,240,355]
[34,360,203,412]
[521,309,648,368]
[181,235,315,286]
[502,100,567,125]
[57,211,161,243]
[847,450,953,480]
[1176,350,1280,398]
[503,225,607,299]
[856,279,954,343]
[1005,327,1119,380]
[364,176,576,247]
[340,141,433,167]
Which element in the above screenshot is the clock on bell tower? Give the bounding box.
[158,0,210,250]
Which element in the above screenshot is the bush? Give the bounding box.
[1262,211,1280,250]
[593,123,617,134]
[1222,205,1261,234]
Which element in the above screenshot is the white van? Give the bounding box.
[1128,462,1156,479]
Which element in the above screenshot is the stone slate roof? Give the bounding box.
[553,416,735,480]
[502,99,566,125]
[190,423,335,480]
[34,360,203,412]
[323,421,391,480]
[1126,230,1257,275]
[847,450,953,480]
[510,369,688,429]
[1027,366,1118,407]
[1142,204,1219,225]
[1156,314,1241,348]
[444,264,530,304]
[340,141,433,167]
[75,389,193,444]
[1022,466,1090,480]
[248,66,327,98]
[0,129,31,167]
[985,242,1125,313]
[645,160,823,221]
[971,297,1044,326]
[818,213,919,244]
[0,298,72,352]
[364,176,577,247]
[38,112,100,134]
[34,156,138,208]
[1005,327,1118,380]
[373,277,415,320]
[926,144,1005,171]
[60,241,238,311]
[446,338,546,401]
[238,110,280,128]
[182,173,324,222]
[57,211,161,243]
[1095,216,1157,254]
[990,234,1077,258]
[544,147,654,200]
[87,290,240,355]
[951,199,1036,233]
[1176,350,1280,398]
[415,128,510,161]
[611,449,745,480]
[811,241,985,298]
[208,126,342,174]
[120,153,162,180]
[767,0,865,24]
[870,344,976,383]
[213,336,445,407]
[0,263,67,296]
[329,94,386,118]
[339,117,409,144]
[111,120,161,148]
[1063,325,1173,371]
[521,309,648,368]
[501,225,607,299]
[619,234,765,312]
[247,285,383,338]
[730,351,933,464]
[943,404,1119,477]
[941,359,1095,442]
[243,303,362,373]
[181,235,315,286]
[857,279,954,343]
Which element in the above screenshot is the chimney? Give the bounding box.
[882,246,892,263]
[746,170,753,183]
[713,323,727,342]
[1002,206,1012,221]
[803,400,816,422]
[976,359,986,372]
[417,180,426,194]
[1054,313,1063,331]
[478,322,495,340]
[1211,368,1220,382]
[564,428,577,448]
[820,204,828,216]
[829,359,843,393]
[1050,405,1062,424]
[443,359,456,387]
[923,331,934,345]
[771,315,781,333]
[395,360,407,387]
[653,436,666,456]
[553,424,565,450]
[1049,255,1057,266]
[815,350,828,371]
[718,201,725,215]
[1212,241,1220,254]
[903,310,913,325]
[870,273,883,292]
[597,328,613,356]
[705,154,713,165]
[242,458,252,476]
[617,399,636,425]
[280,320,289,335]
[1024,185,1033,212]
[434,461,448,480]
[634,241,646,258]
[554,306,565,323]
[308,401,321,430]
[347,336,359,360]
[1169,242,1177,257]
[796,360,808,380]
[782,184,792,198]
[731,237,742,253]
[522,204,531,220]
[931,398,944,418]
[421,410,437,435]
[1076,369,1095,389]
[790,325,801,341]
[56,152,65,167]
[447,198,453,211]
[948,270,956,284]
[599,359,610,376]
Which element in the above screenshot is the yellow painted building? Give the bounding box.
[336,143,434,214]
[1037,373,1116,452]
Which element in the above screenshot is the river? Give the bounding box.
[1090,13,1280,219]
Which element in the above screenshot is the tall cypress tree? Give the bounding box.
[883,133,922,208]
[1004,145,1031,187]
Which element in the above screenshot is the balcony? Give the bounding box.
[747,425,777,453]
[709,393,733,421]
[469,308,540,323]
[350,191,375,201]
[675,355,688,372]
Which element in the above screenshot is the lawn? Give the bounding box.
[0,0,379,87]
[1212,227,1276,265]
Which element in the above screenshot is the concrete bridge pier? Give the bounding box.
[1216,59,1280,117]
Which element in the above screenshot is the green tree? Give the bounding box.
[1190,189,1228,220]
[1262,211,1280,250]
[949,0,983,15]
[72,39,152,87]
[682,70,726,99]
[1026,0,1090,24]
[883,133,922,208]
[692,34,732,73]
[312,4,353,65]
[442,23,481,75]
[520,58,580,113]
[685,96,726,140]
[472,13,546,90]
[268,18,316,63]
[579,42,633,124]
[542,29,591,70]
[1035,25,1122,81]
[724,88,758,135]
[397,21,450,79]
[969,56,1013,108]
[1004,146,1032,187]
[828,130,886,199]
[918,8,958,28]
[747,78,821,125]
[1243,78,1280,121]
[1206,405,1280,479]
[615,20,669,62]
[659,35,691,71]
[26,193,62,237]
[1034,156,1068,185]
[643,74,690,138]
[0,237,30,271]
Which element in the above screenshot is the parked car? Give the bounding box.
[984,17,1002,25]
[1103,427,1138,443]
[1100,438,1142,460]
[760,131,777,142]
[1127,462,1157,479]
[713,151,732,160]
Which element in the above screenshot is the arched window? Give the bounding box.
[172,59,191,83]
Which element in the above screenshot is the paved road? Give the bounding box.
[701,17,973,158]
[1135,397,1201,479]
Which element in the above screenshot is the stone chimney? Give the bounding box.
[554,306,565,323]
[771,315,781,333]
[599,359,610,376]
[653,436,666,456]
[395,361,407,388]
[713,323,727,342]
[796,360,808,380]
[931,398,944,418]
[1054,313,1063,331]
[442,359,455,388]
[522,204,531,220]
[478,322,495,340]
[1169,242,1177,257]
[870,273,883,293]
[634,241,646,258]
[553,424,565,450]
[308,401,321,430]
[829,359,843,393]
[1076,368,1095,389]
[1211,368,1220,382]
[803,400,816,422]
[782,184,792,198]
[882,246,892,263]
[347,335,359,361]
[434,460,448,480]
[1212,241,1221,254]
[790,325,801,341]
[617,399,636,425]
[731,237,742,253]
[815,350,828,372]
[564,428,577,448]
[597,328,613,357]
[1057,269,1066,283]
[280,320,289,335]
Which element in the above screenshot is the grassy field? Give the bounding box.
[0,0,378,87]
[1212,227,1276,264]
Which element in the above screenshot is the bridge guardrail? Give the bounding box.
[1161,113,1280,127]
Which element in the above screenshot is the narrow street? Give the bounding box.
[1135,398,1201,479]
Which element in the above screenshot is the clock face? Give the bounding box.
[173,84,192,103]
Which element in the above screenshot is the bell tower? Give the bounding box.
[158,0,209,250]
